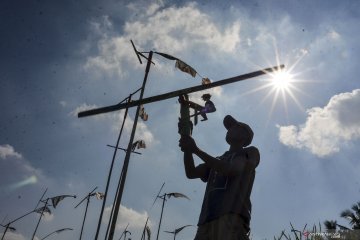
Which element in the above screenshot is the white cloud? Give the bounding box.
[303,25,347,67]
[0,144,22,159]
[42,212,54,222]
[146,1,165,16]
[70,103,102,119]
[89,15,113,36]
[123,2,240,53]
[103,204,151,231]
[84,37,131,77]
[112,109,156,147]
[278,89,360,157]
[85,2,241,77]
[189,86,223,105]
[0,144,48,191]
[0,232,26,240]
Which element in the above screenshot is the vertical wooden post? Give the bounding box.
[107,51,153,240]
[178,94,193,137]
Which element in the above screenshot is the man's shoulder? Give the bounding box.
[245,146,259,156]
[243,146,260,168]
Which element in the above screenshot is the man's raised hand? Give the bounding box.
[179,135,199,153]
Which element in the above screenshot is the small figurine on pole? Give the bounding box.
[179,93,216,127]
[190,93,216,122]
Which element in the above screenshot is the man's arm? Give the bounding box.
[180,135,246,176]
[183,151,209,180]
[195,147,260,176]
[180,135,260,177]
[194,149,246,176]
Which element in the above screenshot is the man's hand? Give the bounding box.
[179,135,199,153]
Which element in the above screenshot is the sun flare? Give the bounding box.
[269,70,293,91]
[238,63,307,123]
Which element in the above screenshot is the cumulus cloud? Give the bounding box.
[278,89,360,157]
[0,144,22,159]
[103,204,151,231]
[145,1,165,16]
[84,37,131,77]
[89,15,113,36]
[124,2,241,53]
[85,2,241,77]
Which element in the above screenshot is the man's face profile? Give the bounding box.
[225,124,246,146]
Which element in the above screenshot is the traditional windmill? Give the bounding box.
[77,40,284,240]
[75,187,104,240]
[149,183,190,240]
[31,192,76,240]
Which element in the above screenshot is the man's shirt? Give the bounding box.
[197,148,260,229]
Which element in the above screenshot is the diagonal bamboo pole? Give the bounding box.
[40,228,73,240]
[75,187,98,240]
[155,195,166,240]
[31,198,49,240]
[78,65,284,118]
[140,217,149,240]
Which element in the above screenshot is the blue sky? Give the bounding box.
[1,0,360,239]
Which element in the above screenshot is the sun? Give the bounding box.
[237,39,311,123]
[269,70,293,91]
[262,68,303,113]
[238,63,306,123]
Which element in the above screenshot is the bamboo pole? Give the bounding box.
[78,65,284,118]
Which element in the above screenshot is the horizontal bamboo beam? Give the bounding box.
[78,64,284,118]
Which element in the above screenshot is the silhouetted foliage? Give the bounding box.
[340,201,360,229]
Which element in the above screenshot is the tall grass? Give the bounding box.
[270,222,360,240]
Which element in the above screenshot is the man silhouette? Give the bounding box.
[179,115,260,240]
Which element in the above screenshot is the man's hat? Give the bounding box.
[201,93,211,99]
[223,115,254,146]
